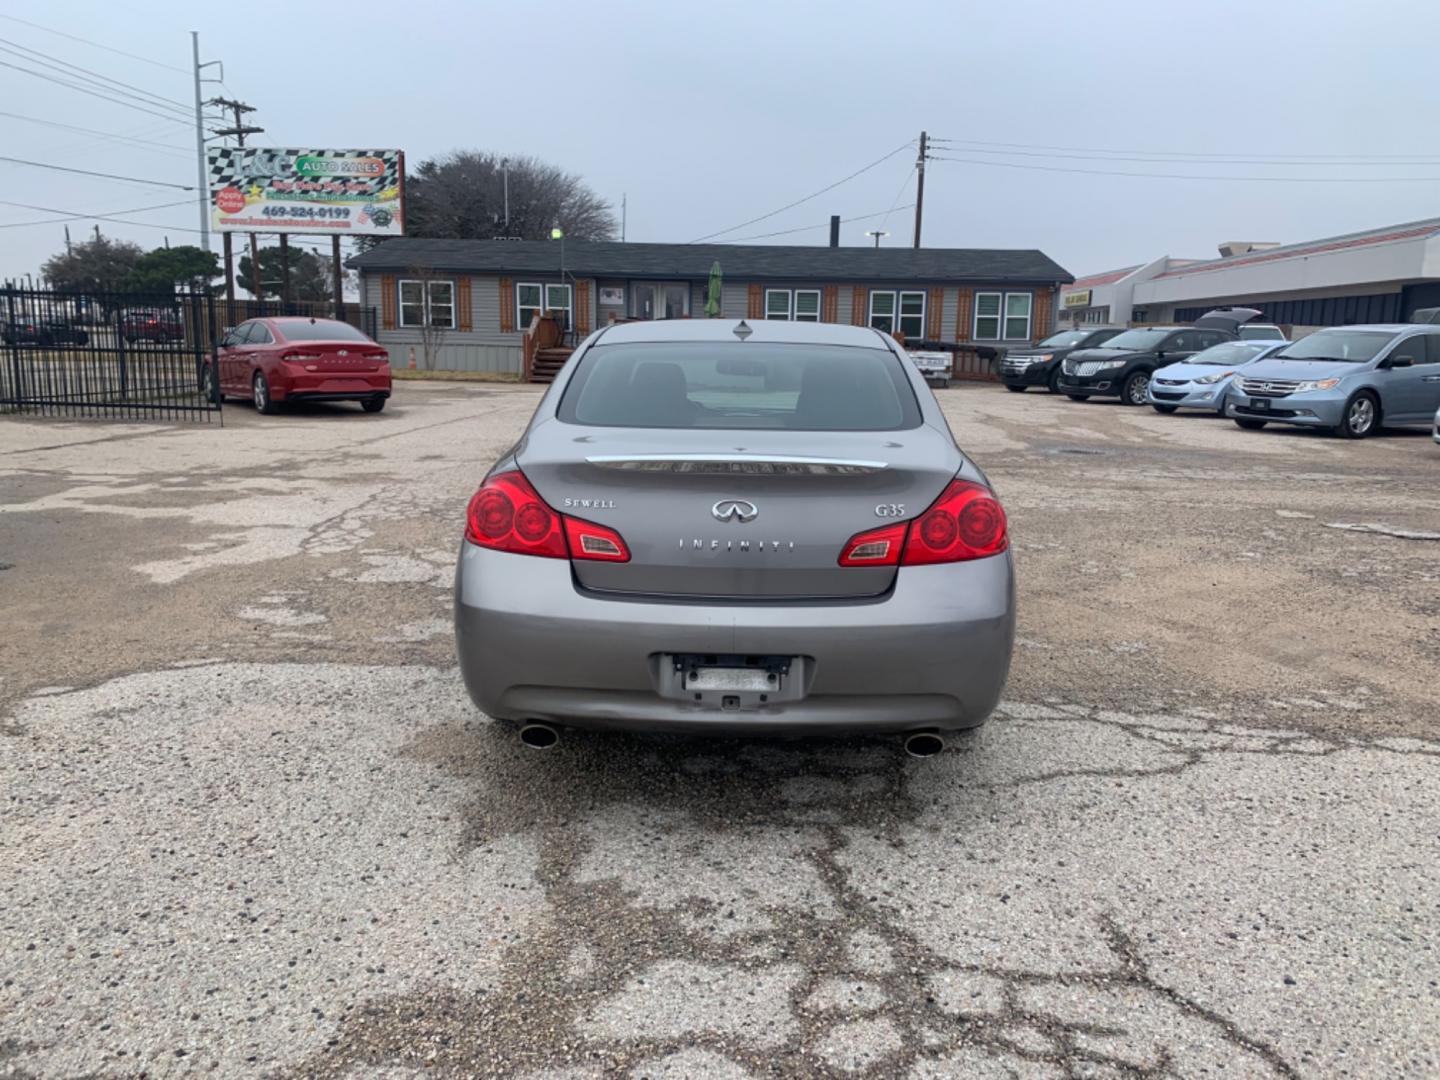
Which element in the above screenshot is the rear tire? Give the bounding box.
[1234,418,1268,430]
[1066,394,1090,402]
[362,396,387,413]
[1121,370,1151,406]
[1005,384,1026,393]
[1151,404,1178,414]
[1336,391,1378,439]
[253,371,278,415]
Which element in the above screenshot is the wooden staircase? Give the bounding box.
[522,312,575,383]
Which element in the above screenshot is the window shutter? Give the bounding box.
[928,288,944,340]
[851,287,867,326]
[747,284,763,320]
[456,276,473,332]
[380,275,397,330]
[499,278,514,334]
[955,287,973,342]
[1031,289,1052,342]
[574,279,592,335]
[822,285,838,323]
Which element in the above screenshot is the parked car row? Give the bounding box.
[1006,310,1440,443]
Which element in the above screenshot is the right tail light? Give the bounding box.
[464,470,629,562]
[838,479,1007,567]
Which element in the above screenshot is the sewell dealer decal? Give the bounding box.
[207,148,404,236]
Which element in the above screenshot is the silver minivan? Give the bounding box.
[1226,324,1440,438]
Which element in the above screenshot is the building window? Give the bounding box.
[399,279,456,329]
[765,288,822,322]
[974,292,1002,339]
[1131,309,1148,324]
[1004,292,1032,339]
[517,282,574,331]
[765,289,792,320]
[898,291,925,338]
[869,291,896,333]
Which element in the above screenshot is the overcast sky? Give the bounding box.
[4,0,1440,284]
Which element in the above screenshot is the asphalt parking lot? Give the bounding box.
[2,381,1439,1078]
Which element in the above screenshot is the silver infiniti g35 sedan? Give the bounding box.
[454,318,1015,748]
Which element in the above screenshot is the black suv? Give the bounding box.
[999,326,1125,393]
[2,318,90,347]
[1056,324,1236,405]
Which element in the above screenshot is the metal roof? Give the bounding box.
[1154,216,1440,279]
[346,237,1072,284]
[1068,264,1143,289]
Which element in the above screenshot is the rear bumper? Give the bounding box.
[272,369,391,402]
[454,543,1016,735]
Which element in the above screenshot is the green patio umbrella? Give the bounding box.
[704,261,723,318]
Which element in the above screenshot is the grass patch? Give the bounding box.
[391,369,523,383]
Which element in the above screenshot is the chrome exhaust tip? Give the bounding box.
[518,722,560,750]
[903,731,945,758]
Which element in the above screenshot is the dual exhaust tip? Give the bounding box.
[517,721,945,758]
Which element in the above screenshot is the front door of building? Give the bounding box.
[631,282,690,320]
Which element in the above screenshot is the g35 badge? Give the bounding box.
[874,503,906,518]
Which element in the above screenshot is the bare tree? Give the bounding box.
[403,151,616,242]
[405,265,451,371]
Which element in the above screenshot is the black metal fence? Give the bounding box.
[1,286,222,422]
[214,297,377,341]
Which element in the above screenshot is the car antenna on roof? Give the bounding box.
[733,319,752,341]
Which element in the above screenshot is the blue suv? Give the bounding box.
[1226,324,1440,438]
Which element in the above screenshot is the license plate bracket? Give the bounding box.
[1249,397,1271,411]
[659,653,806,709]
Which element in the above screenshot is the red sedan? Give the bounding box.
[210,317,391,414]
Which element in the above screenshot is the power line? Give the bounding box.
[0,154,193,190]
[0,197,196,230]
[877,165,914,234]
[928,136,1440,163]
[724,205,918,244]
[0,13,187,73]
[928,155,1440,183]
[0,59,191,125]
[0,109,191,155]
[688,139,916,243]
[0,36,190,113]
[924,141,1440,168]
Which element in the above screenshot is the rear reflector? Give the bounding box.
[465,470,629,562]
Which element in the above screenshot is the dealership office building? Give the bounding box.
[1060,216,1440,333]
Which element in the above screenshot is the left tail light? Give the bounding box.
[837,479,1007,567]
[465,470,629,562]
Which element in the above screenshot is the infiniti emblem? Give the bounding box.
[712,498,759,523]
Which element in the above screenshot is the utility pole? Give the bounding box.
[190,32,222,254]
[64,225,72,255]
[501,158,510,232]
[912,130,927,249]
[210,96,265,305]
[622,193,627,243]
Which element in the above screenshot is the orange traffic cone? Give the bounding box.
[407,346,417,370]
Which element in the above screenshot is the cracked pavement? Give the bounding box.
[2,382,1439,1077]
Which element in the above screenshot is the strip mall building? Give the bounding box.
[1060,216,1440,334]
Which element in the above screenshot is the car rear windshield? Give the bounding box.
[276,320,372,342]
[1098,328,1170,350]
[1271,329,1393,362]
[557,342,923,430]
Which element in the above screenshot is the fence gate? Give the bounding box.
[0,286,222,423]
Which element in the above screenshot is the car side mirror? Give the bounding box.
[1387,355,1415,368]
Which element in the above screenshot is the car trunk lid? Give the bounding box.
[519,424,960,599]
[280,341,387,372]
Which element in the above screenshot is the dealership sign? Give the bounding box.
[207,148,404,235]
[1062,289,1093,309]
